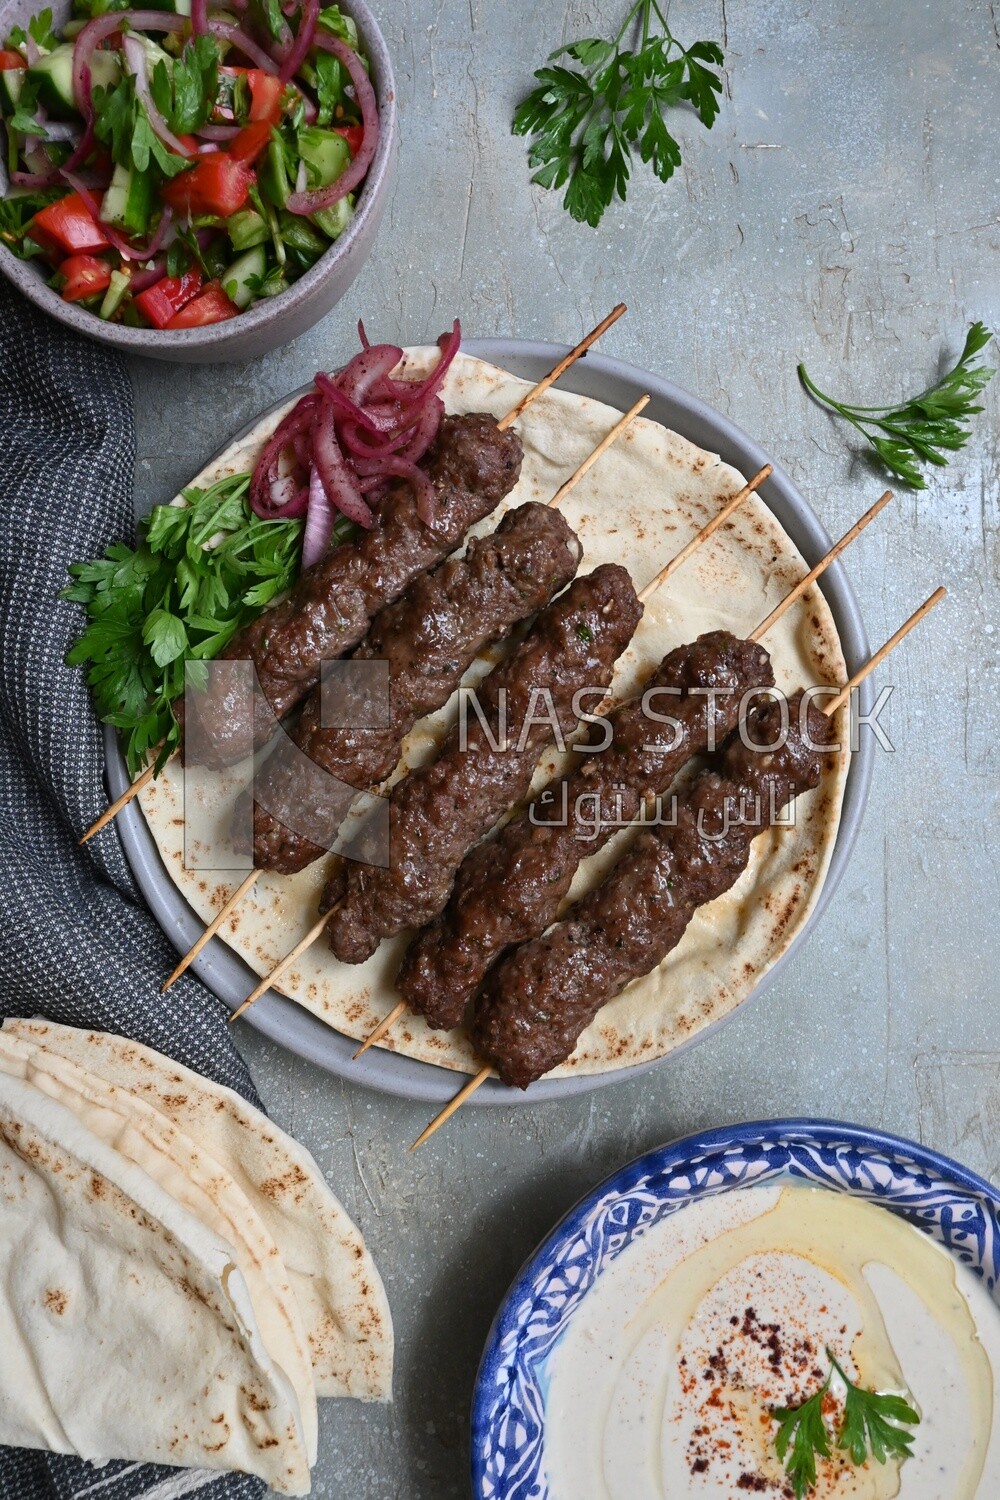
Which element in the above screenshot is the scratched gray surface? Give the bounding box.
[124,1,999,1494]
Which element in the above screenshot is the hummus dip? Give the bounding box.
[543,1183,999,1498]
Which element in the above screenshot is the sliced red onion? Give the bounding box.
[40,120,82,143]
[312,401,375,528]
[313,370,397,433]
[277,0,318,84]
[123,34,189,158]
[208,20,282,74]
[196,122,243,141]
[249,396,318,517]
[396,394,444,463]
[15,146,61,188]
[129,258,166,293]
[404,321,461,406]
[190,0,208,35]
[301,465,335,568]
[356,456,435,524]
[12,168,62,187]
[285,33,378,214]
[335,344,404,405]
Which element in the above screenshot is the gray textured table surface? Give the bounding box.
[126,1,999,1494]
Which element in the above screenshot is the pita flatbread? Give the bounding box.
[2,1017,392,1401]
[0,1069,311,1494]
[136,351,849,1078]
[0,1028,318,1462]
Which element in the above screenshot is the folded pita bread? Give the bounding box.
[3,1017,392,1402]
[135,352,849,1079]
[0,1068,312,1494]
[0,1028,318,1462]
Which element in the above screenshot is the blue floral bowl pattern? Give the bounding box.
[472,1118,1000,1500]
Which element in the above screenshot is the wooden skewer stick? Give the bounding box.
[78,311,631,847]
[497,304,627,432]
[410,1067,495,1150]
[824,587,945,716]
[161,868,262,993]
[637,466,773,604]
[548,395,649,507]
[750,491,893,643]
[79,761,157,846]
[410,585,947,1149]
[228,906,337,1024]
[354,463,774,1060]
[354,1000,408,1059]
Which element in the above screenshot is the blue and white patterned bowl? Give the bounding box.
[472,1118,1000,1500]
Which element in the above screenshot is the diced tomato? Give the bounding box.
[165,281,239,329]
[161,155,254,218]
[59,254,112,303]
[229,121,271,166]
[31,193,111,256]
[335,124,364,158]
[174,133,200,158]
[247,69,284,124]
[0,49,27,68]
[134,267,205,329]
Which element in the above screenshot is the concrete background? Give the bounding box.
[126,2,999,1494]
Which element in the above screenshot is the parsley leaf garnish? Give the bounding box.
[798,321,995,489]
[93,76,189,179]
[512,0,723,227]
[6,74,48,138]
[772,1349,920,1499]
[151,36,219,135]
[9,8,57,51]
[62,474,308,776]
[831,1353,920,1467]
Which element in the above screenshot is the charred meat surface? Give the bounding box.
[234,503,582,872]
[324,563,644,964]
[398,631,775,1030]
[182,414,524,768]
[473,693,836,1088]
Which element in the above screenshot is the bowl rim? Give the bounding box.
[106,338,877,1104]
[471,1116,1000,1498]
[0,0,396,351]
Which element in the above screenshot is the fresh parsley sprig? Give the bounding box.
[773,1348,920,1499]
[798,322,995,489]
[512,0,723,227]
[62,475,308,776]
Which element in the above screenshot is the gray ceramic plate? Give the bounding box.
[106,340,875,1104]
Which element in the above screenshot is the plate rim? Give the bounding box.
[107,338,875,1105]
[470,1115,1000,1498]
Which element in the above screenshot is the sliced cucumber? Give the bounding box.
[221,245,266,310]
[311,194,354,241]
[227,208,269,251]
[99,267,130,321]
[297,126,350,190]
[0,66,25,113]
[28,43,119,118]
[101,163,154,237]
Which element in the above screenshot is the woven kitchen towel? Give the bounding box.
[0,281,266,1500]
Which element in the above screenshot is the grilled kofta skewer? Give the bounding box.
[471,692,835,1088]
[183,413,524,768]
[232,503,582,873]
[397,630,775,1030]
[322,563,644,964]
